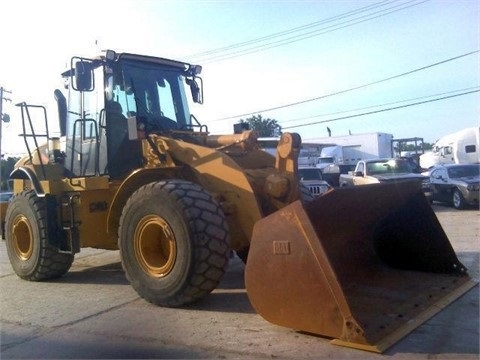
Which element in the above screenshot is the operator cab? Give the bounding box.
[60,50,203,178]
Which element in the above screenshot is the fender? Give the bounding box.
[8,167,73,252]
[10,167,45,197]
[106,167,183,235]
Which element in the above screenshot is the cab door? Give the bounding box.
[64,59,106,177]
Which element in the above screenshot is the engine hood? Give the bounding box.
[374,173,425,182]
[452,176,480,186]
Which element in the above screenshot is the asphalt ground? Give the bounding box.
[0,203,478,359]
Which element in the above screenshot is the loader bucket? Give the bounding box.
[245,181,477,353]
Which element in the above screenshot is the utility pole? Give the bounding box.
[0,86,12,159]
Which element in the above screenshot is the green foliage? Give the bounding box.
[392,135,434,154]
[394,142,433,153]
[0,156,19,190]
[423,142,433,151]
[238,114,282,137]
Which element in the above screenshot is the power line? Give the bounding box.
[188,0,423,62]
[280,86,480,124]
[281,89,480,130]
[212,50,480,122]
[185,0,397,60]
[202,1,428,63]
[190,0,429,64]
[209,86,479,134]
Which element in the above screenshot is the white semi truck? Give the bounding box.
[419,127,480,169]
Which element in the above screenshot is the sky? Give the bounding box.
[0,0,479,157]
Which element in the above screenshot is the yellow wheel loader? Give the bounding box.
[3,50,476,353]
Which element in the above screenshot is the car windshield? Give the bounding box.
[366,159,412,175]
[447,165,480,178]
[318,157,334,164]
[298,168,323,180]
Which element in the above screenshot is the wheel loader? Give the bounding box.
[3,50,476,353]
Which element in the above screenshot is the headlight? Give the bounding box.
[467,184,479,191]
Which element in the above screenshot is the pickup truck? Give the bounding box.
[339,158,427,187]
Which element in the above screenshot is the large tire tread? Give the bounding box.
[5,190,73,281]
[119,180,230,307]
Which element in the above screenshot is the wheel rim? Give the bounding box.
[12,215,34,261]
[453,191,461,208]
[134,215,176,277]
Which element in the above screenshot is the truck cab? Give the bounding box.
[57,50,203,179]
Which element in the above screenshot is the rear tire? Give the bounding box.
[5,190,74,280]
[452,188,466,209]
[119,180,230,307]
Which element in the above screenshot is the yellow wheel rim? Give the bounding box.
[12,215,34,261]
[134,215,176,277]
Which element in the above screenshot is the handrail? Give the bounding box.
[15,102,49,180]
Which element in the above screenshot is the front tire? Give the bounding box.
[119,180,230,307]
[452,188,466,209]
[5,190,74,280]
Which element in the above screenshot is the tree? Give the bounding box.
[393,142,433,154]
[238,114,282,137]
[423,142,433,151]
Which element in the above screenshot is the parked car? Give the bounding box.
[0,191,13,239]
[428,164,479,209]
[298,167,332,197]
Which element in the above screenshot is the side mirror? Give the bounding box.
[73,59,94,92]
[188,77,203,104]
